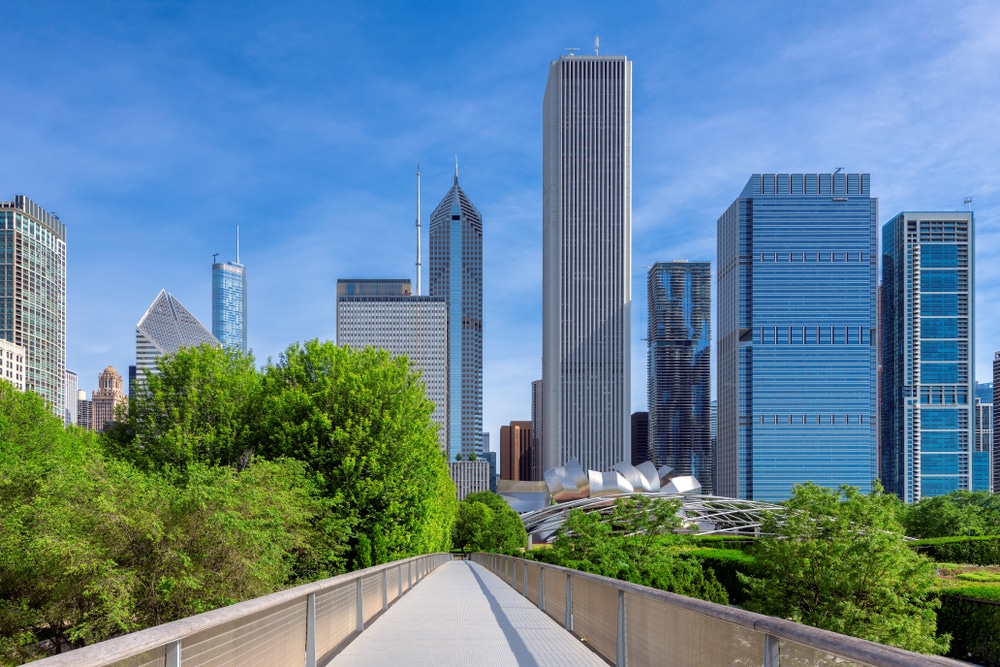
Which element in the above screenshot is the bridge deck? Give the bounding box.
[330,559,607,666]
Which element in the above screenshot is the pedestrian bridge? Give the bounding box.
[34,553,962,667]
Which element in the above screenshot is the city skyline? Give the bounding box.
[2,2,999,449]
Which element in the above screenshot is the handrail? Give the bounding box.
[473,553,965,667]
[34,553,451,667]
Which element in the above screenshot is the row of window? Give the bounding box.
[757,326,871,345]
[758,414,869,425]
[757,251,869,263]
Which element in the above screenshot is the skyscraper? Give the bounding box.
[336,279,448,452]
[974,383,992,493]
[500,421,533,481]
[212,230,247,352]
[429,169,483,460]
[64,369,78,426]
[882,211,975,502]
[0,196,66,415]
[717,173,878,501]
[542,53,632,473]
[92,365,126,432]
[647,261,712,493]
[136,290,219,385]
[1,337,26,392]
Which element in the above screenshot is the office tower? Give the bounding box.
[500,420,533,481]
[630,411,649,466]
[128,365,137,398]
[92,366,126,432]
[994,353,1000,493]
[429,169,483,460]
[1,338,26,391]
[717,173,878,501]
[64,369,78,426]
[882,211,974,502]
[77,389,92,430]
[336,279,448,452]
[136,290,219,385]
[531,379,543,478]
[974,383,992,493]
[710,399,718,473]
[0,196,66,415]
[447,460,491,500]
[212,230,247,352]
[542,53,632,473]
[647,261,712,493]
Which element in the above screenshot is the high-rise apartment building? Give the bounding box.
[92,366,126,432]
[974,383,992,493]
[882,212,975,502]
[542,53,632,473]
[77,389,92,430]
[64,369,78,426]
[136,290,219,385]
[0,196,66,415]
[1,337,26,392]
[212,231,247,352]
[500,420,533,481]
[647,261,712,493]
[717,173,878,501]
[429,171,483,460]
[336,279,448,452]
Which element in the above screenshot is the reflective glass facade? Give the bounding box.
[212,260,246,352]
[717,174,878,501]
[647,262,712,493]
[881,212,975,502]
[136,290,219,386]
[974,383,992,493]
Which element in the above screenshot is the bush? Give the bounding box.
[937,594,1000,666]
[680,548,757,606]
[910,535,1000,565]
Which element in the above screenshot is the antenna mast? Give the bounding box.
[236,225,240,264]
[416,164,422,296]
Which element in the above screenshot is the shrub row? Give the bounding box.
[909,535,1000,565]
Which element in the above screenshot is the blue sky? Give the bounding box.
[4,1,999,448]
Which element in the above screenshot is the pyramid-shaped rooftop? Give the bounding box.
[136,289,219,355]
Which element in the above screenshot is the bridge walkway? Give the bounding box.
[330,559,607,667]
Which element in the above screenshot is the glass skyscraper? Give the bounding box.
[974,383,992,493]
[0,196,66,416]
[429,171,483,460]
[136,290,219,386]
[717,173,878,501]
[212,234,246,352]
[647,261,712,493]
[542,54,632,474]
[881,211,975,502]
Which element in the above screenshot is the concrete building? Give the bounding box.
[718,174,878,501]
[0,196,66,415]
[882,212,974,501]
[448,460,491,500]
[542,53,632,474]
[77,389,92,430]
[64,369,78,426]
[336,279,448,452]
[92,366,126,432]
[0,337,26,392]
[212,231,247,352]
[136,290,219,386]
[500,420,533,481]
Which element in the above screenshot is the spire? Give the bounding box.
[236,225,240,264]
[454,155,459,184]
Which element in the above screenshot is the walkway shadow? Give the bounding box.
[465,561,542,667]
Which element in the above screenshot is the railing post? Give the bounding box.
[305,592,317,667]
[382,569,388,612]
[523,562,528,596]
[398,564,403,598]
[539,568,545,611]
[565,574,572,631]
[408,561,412,590]
[764,634,780,667]
[616,589,626,667]
[356,578,365,632]
[165,639,181,667]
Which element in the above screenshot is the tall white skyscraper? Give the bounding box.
[135,290,219,385]
[542,53,632,473]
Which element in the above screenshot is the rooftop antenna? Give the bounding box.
[595,36,600,55]
[212,253,219,264]
[833,167,844,174]
[236,225,240,264]
[416,164,422,296]
[454,155,459,183]
[964,197,972,211]
[564,47,580,57]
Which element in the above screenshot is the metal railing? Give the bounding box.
[473,553,965,667]
[34,553,451,667]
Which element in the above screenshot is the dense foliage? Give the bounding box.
[740,482,949,655]
[452,491,527,554]
[909,535,1000,565]
[902,490,1000,539]
[937,595,1000,667]
[533,496,728,605]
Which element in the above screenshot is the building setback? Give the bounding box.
[212,230,247,352]
[647,261,712,493]
[717,173,878,501]
[882,212,975,501]
[0,196,66,416]
[542,54,632,473]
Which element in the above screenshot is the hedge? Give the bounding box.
[681,548,757,606]
[909,535,1000,565]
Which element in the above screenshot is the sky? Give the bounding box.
[3,1,999,449]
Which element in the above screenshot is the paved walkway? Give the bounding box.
[330,559,608,667]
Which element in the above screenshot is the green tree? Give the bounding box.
[903,490,1000,538]
[741,482,949,655]
[452,492,527,554]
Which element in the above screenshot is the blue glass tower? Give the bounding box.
[212,230,247,352]
[881,212,975,502]
[717,173,878,501]
[647,261,712,493]
[429,168,483,460]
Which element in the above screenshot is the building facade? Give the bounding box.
[212,251,247,352]
[531,379,543,479]
[92,366,127,432]
[630,411,649,466]
[0,196,66,415]
[500,420,533,481]
[64,369,78,426]
[717,173,878,501]
[429,171,483,460]
[0,337,26,392]
[974,383,992,493]
[647,261,712,493]
[995,353,1000,494]
[136,290,220,385]
[447,460,491,500]
[336,279,448,452]
[77,389,92,430]
[542,54,632,473]
[881,212,975,502]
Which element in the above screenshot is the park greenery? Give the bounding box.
[0,340,456,663]
[452,491,527,554]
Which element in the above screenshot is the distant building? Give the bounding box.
[479,450,498,492]
[92,366,126,432]
[77,390,93,430]
[500,421,533,481]
[0,196,66,415]
[336,279,448,452]
[975,383,993,493]
[647,261,712,493]
[531,380,543,480]
[136,290,219,386]
[128,365,137,398]
[631,411,649,466]
[448,460,491,500]
[995,354,1000,494]
[882,212,974,501]
[64,369,78,426]
[212,230,247,352]
[0,338,26,392]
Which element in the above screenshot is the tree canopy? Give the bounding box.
[452,491,526,554]
[902,490,1000,539]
